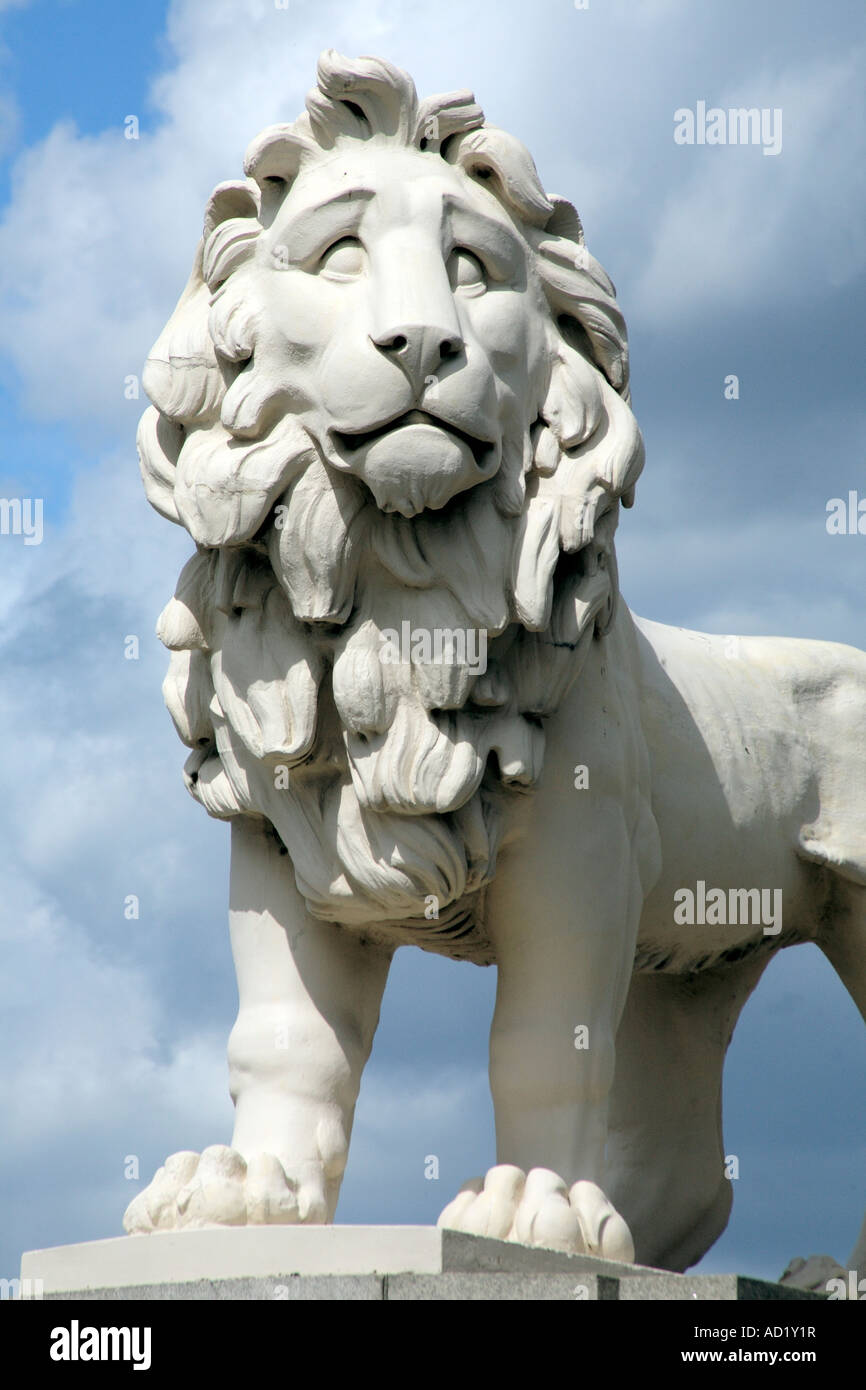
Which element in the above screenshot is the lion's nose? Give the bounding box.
[371,324,463,394]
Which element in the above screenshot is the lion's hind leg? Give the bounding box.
[781,876,866,1292]
[605,958,766,1272]
[783,878,866,1289]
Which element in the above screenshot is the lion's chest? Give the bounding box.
[358,892,496,966]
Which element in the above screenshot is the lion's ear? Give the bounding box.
[242,126,314,224]
[204,180,260,236]
[243,124,311,182]
[444,126,553,227]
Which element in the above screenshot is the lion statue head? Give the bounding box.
[139,51,644,961]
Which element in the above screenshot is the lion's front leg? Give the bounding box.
[124,818,392,1233]
[225,817,392,1223]
[442,858,639,1260]
[439,856,641,1258]
[437,619,655,1261]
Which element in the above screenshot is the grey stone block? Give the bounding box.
[386,1273,618,1300]
[41,1269,825,1300]
[439,1230,655,1279]
[619,1274,827,1301]
[45,1275,385,1301]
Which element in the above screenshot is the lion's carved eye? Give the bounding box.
[448,248,486,293]
[318,237,365,280]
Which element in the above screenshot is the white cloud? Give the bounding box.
[340,1064,495,1221]
[0,87,18,156]
[609,0,693,25]
[620,464,866,649]
[0,867,222,1144]
[0,0,27,157]
[633,52,866,323]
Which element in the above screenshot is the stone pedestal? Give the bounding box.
[20,1228,825,1300]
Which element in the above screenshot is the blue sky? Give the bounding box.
[0,0,864,1285]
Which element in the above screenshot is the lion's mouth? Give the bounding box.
[333,409,495,471]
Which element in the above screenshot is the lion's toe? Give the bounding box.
[512,1168,583,1252]
[567,1179,635,1262]
[122,1149,199,1234]
[438,1164,634,1262]
[438,1167,521,1241]
[175,1145,247,1229]
[436,1176,484,1233]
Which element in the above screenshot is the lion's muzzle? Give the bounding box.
[331,407,498,515]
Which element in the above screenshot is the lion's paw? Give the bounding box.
[122,1145,329,1233]
[437,1164,635,1263]
[779,1254,847,1292]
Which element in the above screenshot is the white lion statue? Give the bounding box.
[125,51,865,1282]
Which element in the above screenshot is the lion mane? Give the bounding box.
[138,51,644,961]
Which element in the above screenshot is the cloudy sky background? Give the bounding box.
[0,0,864,1283]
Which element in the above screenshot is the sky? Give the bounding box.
[0,0,864,1287]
